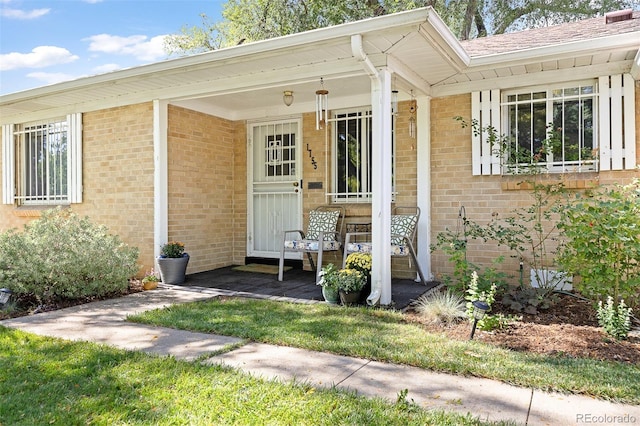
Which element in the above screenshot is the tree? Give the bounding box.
[164,0,635,54]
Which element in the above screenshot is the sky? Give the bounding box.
[0,0,226,96]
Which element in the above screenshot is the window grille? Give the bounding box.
[15,118,69,204]
[503,82,598,174]
[329,108,395,202]
[2,113,82,205]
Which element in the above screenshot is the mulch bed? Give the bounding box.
[405,293,640,364]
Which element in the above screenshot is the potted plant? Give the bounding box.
[345,252,372,302]
[141,269,160,290]
[317,263,340,304]
[156,241,190,285]
[336,267,366,305]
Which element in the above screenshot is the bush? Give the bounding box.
[0,208,139,303]
[557,179,640,307]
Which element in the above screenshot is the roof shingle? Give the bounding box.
[461,11,640,56]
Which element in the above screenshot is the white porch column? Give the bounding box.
[416,95,432,280]
[153,100,169,259]
[371,68,393,305]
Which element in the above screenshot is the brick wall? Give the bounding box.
[0,103,155,275]
[231,120,247,266]
[167,105,236,274]
[74,103,155,273]
[429,83,640,283]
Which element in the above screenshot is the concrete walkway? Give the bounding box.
[2,285,638,425]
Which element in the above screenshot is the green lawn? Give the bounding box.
[129,297,640,404]
[0,327,503,425]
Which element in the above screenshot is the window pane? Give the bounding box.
[502,82,597,173]
[22,120,68,203]
[532,102,546,161]
[333,110,375,200]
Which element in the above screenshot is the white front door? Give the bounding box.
[247,119,302,259]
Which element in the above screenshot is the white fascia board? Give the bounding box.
[0,8,433,105]
[468,33,640,71]
[420,10,470,70]
[631,49,640,80]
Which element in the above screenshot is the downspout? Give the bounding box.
[351,34,384,307]
[351,34,378,78]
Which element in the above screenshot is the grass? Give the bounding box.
[0,327,500,426]
[128,297,640,404]
[413,290,467,325]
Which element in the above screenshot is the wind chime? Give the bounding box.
[315,78,329,130]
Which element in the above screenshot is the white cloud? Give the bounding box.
[0,46,79,71]
[92,63,121,74]
[85,34,168,62]
[26,71,79,85]
[1,7,50,19]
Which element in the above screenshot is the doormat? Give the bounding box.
[232,263,291,274]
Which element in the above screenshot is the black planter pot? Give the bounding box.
[157,254,190,284]
[339,289,361,305]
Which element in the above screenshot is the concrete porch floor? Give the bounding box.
[180,265,438,310]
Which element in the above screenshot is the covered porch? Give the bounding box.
[181,266,438,310]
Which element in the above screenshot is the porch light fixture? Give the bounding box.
[391,90,398,115]
[0,288,12,307]
[409,90,417,139]
[315,78,329,130]
[469,300,489,340]
[283,90,294,107]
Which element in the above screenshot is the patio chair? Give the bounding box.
[278,205,346,283]
[342,206,426,284]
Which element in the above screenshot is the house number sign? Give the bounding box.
[306,144,318,169]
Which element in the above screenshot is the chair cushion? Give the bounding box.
[306,210,340,241]
[284,239,342,251]
[390,215,417,245]
[345,242,411,256]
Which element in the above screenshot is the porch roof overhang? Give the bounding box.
[0,7,467,124]
[432,32,640,97]
[1,7,638,124]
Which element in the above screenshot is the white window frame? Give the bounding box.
[328,107,396,203]
[2,113,82,205]
[471,74,636,176]
[502,80,598,174]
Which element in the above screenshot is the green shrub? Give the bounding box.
[478,313,521,332]
[597,296,633,340]
[0,208,139,303]
[557,179,640,307]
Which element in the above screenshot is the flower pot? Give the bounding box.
[157,254,190,285]
[142,280,158,290]
[322,286,340,304]
[339,289,361,305]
